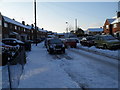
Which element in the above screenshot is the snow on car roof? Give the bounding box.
[2,38,24,43]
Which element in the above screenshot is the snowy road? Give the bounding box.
[18,42,119,88]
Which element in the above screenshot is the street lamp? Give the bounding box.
[66,22,69,38]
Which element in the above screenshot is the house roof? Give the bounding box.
[111,17,120,24]
[107,18,116,24]
[87,28,103,32]
[3,16,31,29]
[3,15,48,32]
[38,27,47,33]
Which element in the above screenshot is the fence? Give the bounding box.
[2,46,26,89]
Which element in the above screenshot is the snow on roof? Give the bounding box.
[3,16,30,29]
[87,28,103,32]
[111,17,120,24]
[107,18,116,24]
[38,28,47,32]
[10,32,19,35]
[26,25,33,29]
[57,33,64,35]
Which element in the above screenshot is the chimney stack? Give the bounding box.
[31,24,34,27]
[22,21,25,25]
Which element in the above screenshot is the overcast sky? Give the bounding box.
[0,1,119,33]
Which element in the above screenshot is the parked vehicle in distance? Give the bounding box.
[70,38,79,43]
[80,36,95,47]
[2,38,24,46]
[46,38,65,54]
[64,38,77,48]
[94,35,120,49]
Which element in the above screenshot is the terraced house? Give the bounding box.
[1,12,47,41]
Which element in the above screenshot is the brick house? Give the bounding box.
[111,17,120,38]
[103,12,120,38]
[2,15,30,41]
[1,13,47,41]
[103,18,116,35]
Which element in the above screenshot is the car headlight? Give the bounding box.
[62,44,65,47]
[50,45,54,48]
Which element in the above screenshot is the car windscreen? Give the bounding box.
[103,36,116,40]
[49,39,62,44]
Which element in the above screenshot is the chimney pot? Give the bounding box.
[22,21,25,25]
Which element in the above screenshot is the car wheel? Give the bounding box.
[103,44,107,49]
[62,49,65,53]
[49,50,53,54]
[95,43,99,48]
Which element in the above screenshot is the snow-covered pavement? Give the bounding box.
[18,42,119,88]
[18,43,79,88]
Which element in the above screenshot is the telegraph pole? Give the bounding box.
[34,0,37,46]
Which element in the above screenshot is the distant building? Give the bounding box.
[57,33,65,38]
[87,28,103,35]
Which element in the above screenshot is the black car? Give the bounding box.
[46,38,65,54]
[80,36,95,47]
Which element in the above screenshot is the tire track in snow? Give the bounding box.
[50,54,73,60]
[68,48,118,81]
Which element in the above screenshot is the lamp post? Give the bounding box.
[66,22,69,38]
[34,0,37,46]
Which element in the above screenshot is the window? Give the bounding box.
[10,24,12,29]
[113,24,117,28]
[4,23,8,27]
[106,25,109,29]
[18,27,20,30]
[15,26,17,30]
[0,20,2,26]
[24,28,26,32]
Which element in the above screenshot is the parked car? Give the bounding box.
[80,36,95,47]
[70,38,79,43]
[2,38,24,46]
[64,38,77,48]
[44,38,53,48]
[94,35,120,49]
[46,38,65,54]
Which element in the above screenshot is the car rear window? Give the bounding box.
[67,39,76,42]
[49,39,62,44]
